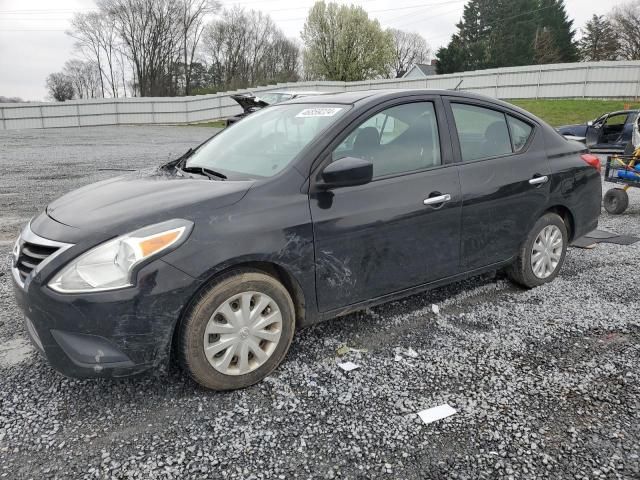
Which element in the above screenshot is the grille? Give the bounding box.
[15,241,60,283]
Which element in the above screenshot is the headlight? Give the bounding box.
[48,219,193,293]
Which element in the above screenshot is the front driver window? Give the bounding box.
[603,113,628,131]
[332,102,441,179]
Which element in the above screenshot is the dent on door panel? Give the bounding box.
[458,145,551,269]
[310,167,462,312]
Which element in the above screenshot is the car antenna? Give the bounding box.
[454,79,464,91]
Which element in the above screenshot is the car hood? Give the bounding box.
[45,167,252,233]
[230,94,269,113]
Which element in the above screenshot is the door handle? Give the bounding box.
[423,194,451,206]
[529,175,549,185]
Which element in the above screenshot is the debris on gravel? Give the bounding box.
[0,128,638,479]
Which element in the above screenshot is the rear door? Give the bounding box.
[309,97,462,312]
[444,98,550,270]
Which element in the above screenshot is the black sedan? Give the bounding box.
[12,89,602,390]
[557,109,639,153]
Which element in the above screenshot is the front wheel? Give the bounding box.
[507,213,568,288]
[178,270,296,390]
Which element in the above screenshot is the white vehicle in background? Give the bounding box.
[631,113,640,154]
[224,91,327,126]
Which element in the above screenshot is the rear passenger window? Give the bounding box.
[508,115,533,152]
[451,103,512,162]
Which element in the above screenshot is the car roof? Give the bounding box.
[285,89,536,117]
[604,110,639,116]
[264,91,327,95]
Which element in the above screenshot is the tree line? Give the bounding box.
[46,0,430,101]
[437,0,640,74]
[45,0,640,101]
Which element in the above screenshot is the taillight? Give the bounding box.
[581,153,601,172]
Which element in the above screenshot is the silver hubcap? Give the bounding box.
[531,225,563,279]
[203,291,282,376]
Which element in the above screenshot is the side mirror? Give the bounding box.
[318,156,373,189]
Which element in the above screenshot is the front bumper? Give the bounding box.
[11,225,198,379]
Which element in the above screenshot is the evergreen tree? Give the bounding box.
[488,0,538,68]
[579,14,620,61]
[435,0,578,73]
[537,0,578,62]
[435,35,467,74]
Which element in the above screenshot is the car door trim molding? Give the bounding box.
[442,96,538,165]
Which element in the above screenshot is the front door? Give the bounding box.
[588,113,628,149]
[445,99,551,270]
[585,120,602,148]
[309,99,462,312]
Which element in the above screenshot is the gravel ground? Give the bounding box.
[0,126,638,479]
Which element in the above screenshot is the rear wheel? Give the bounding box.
[178,270,295,390]
[507,213,568,288]
[603,188,629,215]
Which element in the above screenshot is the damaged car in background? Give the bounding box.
[224,90,326,126]
[12,89,602,390]
[557,109,639,153]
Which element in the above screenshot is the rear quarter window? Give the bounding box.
[507,115,534,152]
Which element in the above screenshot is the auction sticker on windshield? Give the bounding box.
[296,107,343,118]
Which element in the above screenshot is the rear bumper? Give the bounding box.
[12,258,198,379]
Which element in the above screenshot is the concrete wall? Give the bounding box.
[3,60,640,130]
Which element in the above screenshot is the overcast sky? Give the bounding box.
[0,0,630,101]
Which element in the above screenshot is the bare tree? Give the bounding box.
[534,27,563,64]
[178,0,220,95]
[388,29,431,78]
[202,7,299,91]
[45,73,75,102]
[68,12,123,97]
[611,1,640,60]
[64,59,102,99]
[68,13,106,97]
[99,0,183,97]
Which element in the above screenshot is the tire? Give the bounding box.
[507,213,568,289]
[178,269,295,390]
[603,188,629,215]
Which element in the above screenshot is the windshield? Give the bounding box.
[186,103,349,178]
[258,92,293,104]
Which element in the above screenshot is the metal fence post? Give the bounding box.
[583,65,590,98]
[536,67,542,99]
[39,105,45,128]
[0,106,5,130]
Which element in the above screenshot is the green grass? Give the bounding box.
[508,99,640,127]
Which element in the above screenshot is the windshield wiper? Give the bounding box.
[162,147,195,170]
[180,165,227,180]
